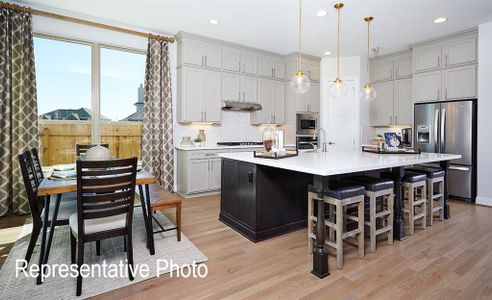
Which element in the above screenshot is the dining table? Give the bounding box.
[35,167,158,284]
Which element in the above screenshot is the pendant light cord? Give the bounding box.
[366,19,370,81]
[298,0,302,71]
[336,5,340,78]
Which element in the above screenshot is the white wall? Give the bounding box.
[319,56,374,145]
[477,21,492,206]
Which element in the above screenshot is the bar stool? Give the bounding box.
[344,176,394,253]
[406,166,445,226]
[308,181,365,270]
[382,171,427,235]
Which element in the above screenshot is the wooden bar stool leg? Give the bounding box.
[336,201,344,270]
[370,195,377,253]
[427,179,433,226]
[328,203,334,242]
[422,185,427,230]
[388,193,394,245]
[307,192,314,254]
[358,199,365,259]
[408,185,415,236]
[439,180,445,221]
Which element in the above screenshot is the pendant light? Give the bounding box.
[289,0,310,94]
[361,16,377,102]
[329,2,348,99]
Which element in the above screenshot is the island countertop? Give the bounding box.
[218,150,462,176]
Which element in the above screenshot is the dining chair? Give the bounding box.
[17,151,77,266]
[70,157,137,296]
[75,143,109,156]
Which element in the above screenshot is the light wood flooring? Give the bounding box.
[1,196,491,299]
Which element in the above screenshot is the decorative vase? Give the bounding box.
[197,130,206,146]
[180,136,193,146]
[262,124,275,152]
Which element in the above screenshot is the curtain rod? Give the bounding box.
[0,1,175,43]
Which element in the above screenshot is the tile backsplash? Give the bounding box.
[174,110,275,146]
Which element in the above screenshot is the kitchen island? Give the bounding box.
[219,150,461,278]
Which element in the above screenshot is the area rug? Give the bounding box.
[0,210,207,299]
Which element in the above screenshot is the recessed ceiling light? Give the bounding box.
[433,17,448,24]
[324,51,332,56]
[316,10,327,17]
[209,19,219,25]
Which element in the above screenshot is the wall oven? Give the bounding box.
[296,113,318,135]
[296,136,319,150]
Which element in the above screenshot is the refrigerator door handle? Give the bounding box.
[434,109,439,153]
[441,108,446,153]
[448,166,471,171]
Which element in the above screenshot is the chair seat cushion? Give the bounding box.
[326,181,365,200]
[42,198,76,221]
[69,213,127,236]
[406,167,445,179]
[381,171,427,183]
[344,176,394,192]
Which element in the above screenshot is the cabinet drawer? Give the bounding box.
[190,151,220,160]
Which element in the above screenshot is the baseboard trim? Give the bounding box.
[476,196,492,207]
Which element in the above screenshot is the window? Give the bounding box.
[34,36,146,166]
[100,47,146,159]
[35,37,92,166]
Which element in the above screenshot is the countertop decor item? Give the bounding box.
[262,124,275,152]
[384,132,401,147]
[362,145,421,154]
[193,137,203,147]
[361,16,377,102]
[197,129,206,144]
[253,149,298,159]
[329,3,348,99]
[82,145,112,160]
[180,136,193,146]
[289,0,310,94]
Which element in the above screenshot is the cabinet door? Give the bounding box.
[258,56,274,77]
[412,70,442,102]
[252,79,271,124]
[394,78,413,126]
[182,41,204,66]
[242,53,258,75]
[237,163,256,229]
[371,81,394,126]
[204,71,222,122]
[222,73,241,101]
[241,76,258,102]
[308,83,320,113]
[181,68,204,122]
[188,160,210,193]
[273,60,285,79]
[204,46,221,69]
[222,48,241,72]
[443,35,477,67]
[413,44,442,72]
[295,91,308,112]
[371,59,394,82]
[308,62,320,81]
[395,54,412,78]
[272,81,285,124]
[209,158,222,190]
[442,65,477,100]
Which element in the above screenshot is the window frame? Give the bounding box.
[34,33,147,144]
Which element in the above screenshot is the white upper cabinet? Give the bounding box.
[222,73,241,101]
[271,81,285,124]
[442,65,477,100]
[241,76,258,102]
[258,56,274,77]
[203,71,222,122]
[308,63,320,81]
[204,46,222,69]
[309,83,320,113]
[443,35,477,67]
[273,59,285,79]
[181,40,222,69]
[242,53,258,75]
[394,54,412,78]
[222,48,241,72]
[372,59,394,82]
[252,79,272,124]
[393,78,413,125]
[371,81,394,126]
[413,44,442,72]
[412,70,442,102]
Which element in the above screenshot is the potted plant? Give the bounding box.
[193,137,202,147]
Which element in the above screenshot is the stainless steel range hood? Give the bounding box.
[222,100,262,112]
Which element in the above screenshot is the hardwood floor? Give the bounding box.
[1,196,492,299]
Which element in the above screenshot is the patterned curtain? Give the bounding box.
[141,38,174,191]
[0,7,39,216]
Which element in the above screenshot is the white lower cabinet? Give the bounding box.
[209,158,222,190]
[189,160,210,193]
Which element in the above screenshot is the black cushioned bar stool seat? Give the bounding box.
[381,171,427,183]
[344,176,393,192]
[406,166,445,179]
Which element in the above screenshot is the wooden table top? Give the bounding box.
[37,171,157,196]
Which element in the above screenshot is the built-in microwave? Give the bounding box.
[296,113,318,135]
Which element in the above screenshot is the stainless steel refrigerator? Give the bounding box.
[414,100,477,202]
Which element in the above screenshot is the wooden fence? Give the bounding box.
[39,120,143,166]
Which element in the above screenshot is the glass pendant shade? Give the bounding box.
[290,71,311,94]
[329,77,348,99]
[361,83,377,102]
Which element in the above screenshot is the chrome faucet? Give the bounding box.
[313,128,327,152]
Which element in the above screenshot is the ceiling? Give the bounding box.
[19,0,492,57]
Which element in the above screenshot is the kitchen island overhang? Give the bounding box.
[218,150,461,279]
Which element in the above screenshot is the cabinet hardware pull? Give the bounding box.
[438,89,440,100]
[438,56,440,67]
[208,161,210,171]
[396,67,399,77]
[390,116,392,125]
[201,56,204,66]
[204,111,207,121]
[272,68,274,77]
[205,55,207,66]
[395,116,398,124]
[238,62,241,72]
[238,91,241,100]
[307,104,310,112]
[248,171,253,183]
[243,92,245,101]
[243,63,245,73]
[445,55,448,66]
[390,69,393,78]
[445,88,447,99]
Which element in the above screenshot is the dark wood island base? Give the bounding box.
[219,158,313,242]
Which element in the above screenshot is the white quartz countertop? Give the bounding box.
[218,150,462,176]
[175,145,264,151]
